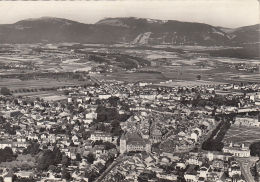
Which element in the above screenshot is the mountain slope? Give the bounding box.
[97,17,231,46]
[0,17,258,46]
[231,24,259,45]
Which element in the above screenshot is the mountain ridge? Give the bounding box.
[0,16,258,46]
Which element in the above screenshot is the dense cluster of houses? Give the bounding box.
[0,81,260,181]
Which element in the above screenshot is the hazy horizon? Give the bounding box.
[0,0,259,28]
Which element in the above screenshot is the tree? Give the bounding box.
[82,130,91,140]
[61,155,70,167]
[37,150,54,171]
[11,167,18,173]
[62,170,71,180]
[13,99,19,105]
[53,147,63,165]
[26,142,40,156]
[0,87,10,95]
[197,75,201,80]
[76,153,82,162]
[48,165,57,172]
[111,120,120,128]
[0,147,15,162]
[202,139,224,151]
[103,142,116,150]
[92,140,104,147]
[98,123,106,131]
[249,142,260,156]
[86,153,95,164]
[78,106,84,113]
[108,96,119,107]
[96,99,101,105]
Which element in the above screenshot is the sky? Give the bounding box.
[0,0,259,28]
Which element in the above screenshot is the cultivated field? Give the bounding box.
[0,78,93,90]
[223,125,260,143]
[94,71,168,83]
[13,91,67,101]
[154,80,226,87]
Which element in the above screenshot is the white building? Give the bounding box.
[98,94,112,99]
[223,143,250,157]
[0,141,12,149]
[234,116,260,127]
[90,131,112,142]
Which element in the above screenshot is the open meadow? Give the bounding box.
[223,125,260,143]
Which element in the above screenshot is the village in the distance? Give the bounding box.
[0,14,259,182]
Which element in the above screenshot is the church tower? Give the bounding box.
[120,133,127,154]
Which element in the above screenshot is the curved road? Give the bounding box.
[236,157,258,182]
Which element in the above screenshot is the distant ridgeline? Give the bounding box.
[0,17,258,48]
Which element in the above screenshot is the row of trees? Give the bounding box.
[202,114,233,151]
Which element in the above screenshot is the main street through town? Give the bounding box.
[95,154,130,182]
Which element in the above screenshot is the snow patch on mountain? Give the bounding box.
[132,32,152,44]
[212,28,225,36]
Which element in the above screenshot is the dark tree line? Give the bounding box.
[250,142,260,156]
[202,114,233,151]
[0,147,16,162]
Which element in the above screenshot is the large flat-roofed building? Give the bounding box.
[234,116,260,127]
[223,142,250,157]
[120,131,151,154]
[90,131,112,142]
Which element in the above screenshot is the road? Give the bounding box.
[89,75,101,85]
[236,157,258,182]
[95,155,129,182]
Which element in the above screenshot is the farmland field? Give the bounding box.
[92,71,168,83]
[0,45,260,89]
[154,80,227,87]
[0,78,94,90]
[223,125,260,143]
[13,91,67,101]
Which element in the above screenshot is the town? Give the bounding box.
[1,77,260,182]
[0,0,259,181]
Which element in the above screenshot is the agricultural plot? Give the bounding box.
[232,74,260,82]
[13,91,67,101]
[97,71,168,83]
[223,125,260,143]
[0,78,94,90]
[154,80,226,87]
